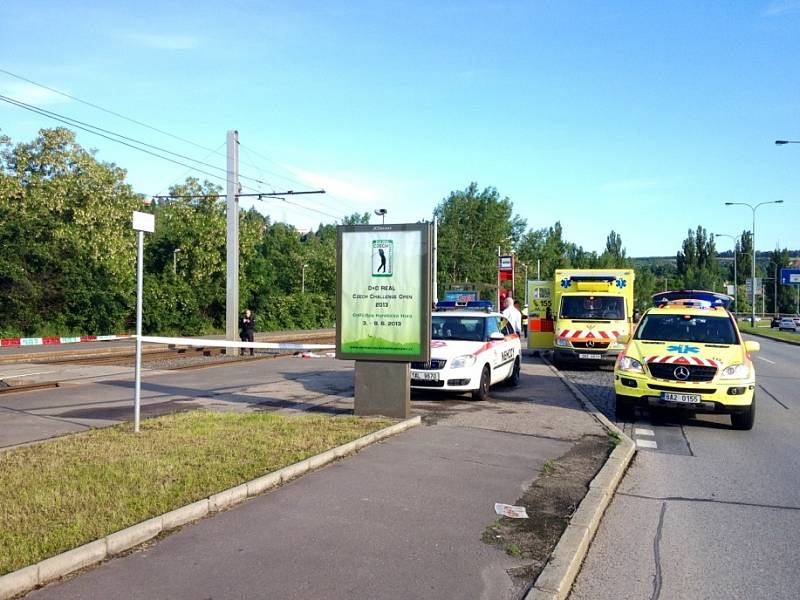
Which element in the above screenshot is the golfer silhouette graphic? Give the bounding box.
[377,248,386,273]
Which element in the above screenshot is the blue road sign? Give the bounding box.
[780,268,800,285]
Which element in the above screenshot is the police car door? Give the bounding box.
[492,316,516,383]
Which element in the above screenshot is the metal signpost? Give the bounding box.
[336,223,431,418]
[132,211,155,432]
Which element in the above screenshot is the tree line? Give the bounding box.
[1,129,797,337]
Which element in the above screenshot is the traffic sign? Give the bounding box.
[780,268,800,285]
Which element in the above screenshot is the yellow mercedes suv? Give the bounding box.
[614,291,759,430]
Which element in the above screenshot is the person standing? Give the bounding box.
[239,309,256,356]
[515,300,528,337]
[502,297,522,335]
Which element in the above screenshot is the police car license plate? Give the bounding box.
[411,371,439,381]
[660,392,701,404]
[578,353,602,359]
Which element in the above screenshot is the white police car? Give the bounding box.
[410,301,522,400]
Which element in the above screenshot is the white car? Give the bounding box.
[778,317,798,332]
[410,303,522,400]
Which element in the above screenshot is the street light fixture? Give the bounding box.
[374,208,388,224]
[173,248,182,275]
[713,233,738,312]
[724,201,783,326]
[775,140,800,145]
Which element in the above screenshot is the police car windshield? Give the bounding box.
[560,296,624,320]
[635,314,738,344]
[432,316,486,342]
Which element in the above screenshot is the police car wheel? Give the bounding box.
[506,357,521,387]
[730,396,755,431]
[471,366,490,401]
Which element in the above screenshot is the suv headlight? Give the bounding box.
[450,355,476,369]
[720,363,750,379]
[555,337,570,347]
[618,356,644,373]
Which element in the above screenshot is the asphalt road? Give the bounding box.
[567,335,800,599]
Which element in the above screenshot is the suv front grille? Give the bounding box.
[647,363,717,382]
[571,341,610,349]
[411,359,446,370]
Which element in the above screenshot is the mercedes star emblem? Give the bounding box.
[586,340,595,348]
[673,366,691,381]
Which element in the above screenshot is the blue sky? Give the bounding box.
[1,0,798,256]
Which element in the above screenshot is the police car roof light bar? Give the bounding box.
[434,300,494,312]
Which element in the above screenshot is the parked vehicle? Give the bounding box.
[410,301,522,400]
[527,269,636,368]
[778,317,799,332]
[615,290,758,430]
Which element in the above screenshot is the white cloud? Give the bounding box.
[763,0,800,16]
[0,82,71,106]
[281,165,382,205]
[126,33,199,50]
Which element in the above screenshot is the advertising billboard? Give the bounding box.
[336,223,431,362]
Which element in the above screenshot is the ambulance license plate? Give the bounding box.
[412,371,439,381]
[578,353,602,359]
[660,392,701,404]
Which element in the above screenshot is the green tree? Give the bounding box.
[434,183,526,295]
[0,128,141,335]
[676,225,720,291]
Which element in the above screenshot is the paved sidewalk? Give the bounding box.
[18,357,605,599]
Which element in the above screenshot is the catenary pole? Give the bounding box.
[225,130,240,341]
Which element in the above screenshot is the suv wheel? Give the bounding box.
[731,396,755,430]
[615,394,635,421]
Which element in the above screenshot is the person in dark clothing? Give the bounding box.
[239,309,256,356]
[377,248,387,273]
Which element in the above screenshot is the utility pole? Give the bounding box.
[432,216,438,304]
[226,130,240,341]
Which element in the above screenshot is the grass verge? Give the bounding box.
[738,323,800,345]
[0,411,392,575]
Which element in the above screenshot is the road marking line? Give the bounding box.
[634,428,655,436]
[636,439,658,449]
[757,356,776,364]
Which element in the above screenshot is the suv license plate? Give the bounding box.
[578,353,602,359]
[660,392,701,404]
[411,371,439,381]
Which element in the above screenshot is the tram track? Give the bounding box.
[0,330,336,393]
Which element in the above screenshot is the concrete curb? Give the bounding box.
[0,415,421,600]
[524,358,636,600]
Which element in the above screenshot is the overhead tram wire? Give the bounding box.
[150,190,338,221]
[0,72,339,220]
[238,143,367,215]
[153,141,226,198]
[0,67,222,157]
[0,94,269,187]
[0,68,285,183]
[0,95,228,184]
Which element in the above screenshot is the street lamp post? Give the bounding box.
[301,263,309,294]
[713,233,738,313]
[775,140,800,145]
[173,248,182,275]
[724,201,783,326]
[374,208,387,224]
